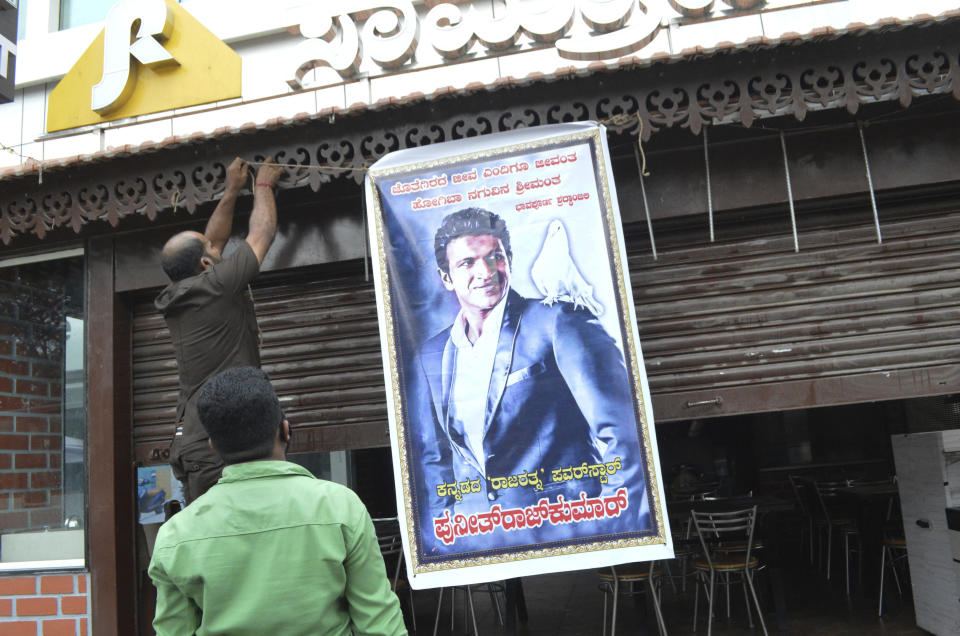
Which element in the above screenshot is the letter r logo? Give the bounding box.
[91,0,180,114]
[48,0,240,132]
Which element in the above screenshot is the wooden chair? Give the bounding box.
[596,562,667,636]
[691,506,767,636]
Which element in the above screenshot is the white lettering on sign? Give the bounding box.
[722,0,765,9]
[0,33,14,80]
[424,0,580,58]
[288,1,419,90]
[669,0,715,19]
[287,0,815,89]
[91,0,180,114]
[556,0,663,61]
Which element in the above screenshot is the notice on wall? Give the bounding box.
[137,465,184,525]
[365,122,672,588]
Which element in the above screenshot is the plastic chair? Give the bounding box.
[691,506,767,636]
[596,562,667,636]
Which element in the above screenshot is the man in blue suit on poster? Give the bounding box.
[416,207,650,555]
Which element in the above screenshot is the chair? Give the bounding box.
[691,506,767,636]
[374,518,417,633]
[877,535,909,616]
[788,475,816,563]
[812,480,861,595]
[432,581,505,636]
[666,539,699,594]
[847,476,899,524]
[666,511,699,593]
[596,562,667,636]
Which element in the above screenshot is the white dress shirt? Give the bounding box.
[448,292,508,476]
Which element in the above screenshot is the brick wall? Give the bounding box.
[0,572,89,635]
[0,268,66,533]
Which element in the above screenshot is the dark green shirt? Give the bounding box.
[155,241,262,443]
[148,461,407,636]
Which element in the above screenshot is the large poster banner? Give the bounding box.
[365,122,671,588]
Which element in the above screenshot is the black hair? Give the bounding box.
[161,235,205,281]
[433,208,512,274]
[197,367,283,464]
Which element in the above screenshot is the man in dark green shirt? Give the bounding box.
[155,156,283,504]
[148,367,407,636]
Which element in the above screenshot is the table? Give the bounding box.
[667,495,794,519]
[837,483,898,500]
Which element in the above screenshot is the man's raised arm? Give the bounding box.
[246,158,284,264]
[204,157,249,253]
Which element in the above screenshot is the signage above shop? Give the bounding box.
[38,0,859,133]
[287,0,770,89]
[0,0,17,104]
[46,0,241,132]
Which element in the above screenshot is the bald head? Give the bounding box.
[161,231,206,281]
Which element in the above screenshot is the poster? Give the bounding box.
[137,465,183,524]
[365,122,671,588]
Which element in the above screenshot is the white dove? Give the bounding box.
[530,219,604,316]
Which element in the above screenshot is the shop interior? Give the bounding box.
[271,394,955,636]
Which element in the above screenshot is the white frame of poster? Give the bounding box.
[365,122,672,589]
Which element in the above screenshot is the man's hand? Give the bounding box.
[204,158,248,251]
[256,157,284,189]
[225,157,249,193]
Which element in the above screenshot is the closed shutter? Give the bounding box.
[631,208,960,421]
[131,207,960,462]
[131,270,387,465]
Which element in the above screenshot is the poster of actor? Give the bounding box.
[366,122,671,588]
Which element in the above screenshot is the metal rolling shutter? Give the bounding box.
[131,270,387,465]
[131,208,960,461]
[631,209,960,421]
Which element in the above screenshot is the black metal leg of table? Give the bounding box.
[504,578,527,634]
[769,566,789,632]
[761,511,790,632]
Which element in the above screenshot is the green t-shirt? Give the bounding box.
[148,461,407,636]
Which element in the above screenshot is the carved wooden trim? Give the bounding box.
[1,23,957,246]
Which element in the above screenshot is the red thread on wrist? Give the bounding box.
[256,183,275,189]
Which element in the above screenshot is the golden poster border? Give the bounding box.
[368,125,665,573]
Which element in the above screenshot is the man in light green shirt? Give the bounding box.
[148,367,407,636]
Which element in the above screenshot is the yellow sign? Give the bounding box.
[47,0,241,132]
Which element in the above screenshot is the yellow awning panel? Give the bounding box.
[47,0,241,133]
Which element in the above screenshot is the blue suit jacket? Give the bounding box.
[415,290,649,552]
